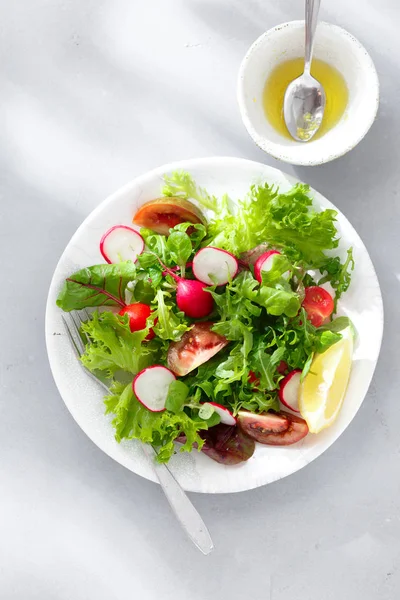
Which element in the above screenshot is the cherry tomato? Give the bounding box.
[302,286,334,327]
[119,303,156,340]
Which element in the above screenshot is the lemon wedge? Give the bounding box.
[299,327,353,433]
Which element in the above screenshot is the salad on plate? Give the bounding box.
[56,172,355,465]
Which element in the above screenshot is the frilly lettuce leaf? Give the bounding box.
[152,289,191,342]
[162,172,345,270]
[80,311,157,377]
[105,381,206,462]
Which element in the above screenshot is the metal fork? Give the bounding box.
[62,310,213,555]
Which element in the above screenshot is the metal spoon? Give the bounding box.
[283,0,326,142]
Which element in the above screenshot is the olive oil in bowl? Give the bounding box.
[263,58,348,140]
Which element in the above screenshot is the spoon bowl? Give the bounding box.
[284,0,325,142]
[284,72,326,141]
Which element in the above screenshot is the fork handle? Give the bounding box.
[140,444,214,555]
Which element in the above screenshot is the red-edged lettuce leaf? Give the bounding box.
[56,262,136,311]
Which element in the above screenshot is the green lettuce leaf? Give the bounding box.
[260,254,293,285]
[152,289,191,341]
[165,380,190,413]
[56,262,136,311]
[104,381,207,462]
[210,271,300,324]
[161,172,345,271]
[80,311,157,377]
[163,171,224,213]
[319,248,355,304]
[167,231,192,269]
[249,343,286,391]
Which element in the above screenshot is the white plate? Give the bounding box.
[45,157,383,494]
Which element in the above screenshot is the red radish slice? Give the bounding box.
[100,225,144,264]
[208,402,236,426]
[254,250,290,283]
[192,247,238,286]
[133,365,175,412]
[279,369,301,413]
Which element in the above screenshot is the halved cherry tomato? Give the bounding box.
[133,197,205,236]
[302,286,334,327]
[167,322,228,376]
[119,303,156,340]
[237,410,308,446]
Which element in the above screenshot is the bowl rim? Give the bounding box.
[237,20,380,166]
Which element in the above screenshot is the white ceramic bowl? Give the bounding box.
[237,21,379,166]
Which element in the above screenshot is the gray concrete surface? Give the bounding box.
[1,1,399,598]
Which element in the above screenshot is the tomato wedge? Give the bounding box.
[133,197,205,236]
[302,286,334,327]
[119,303,156,340]
[167,322,228,376]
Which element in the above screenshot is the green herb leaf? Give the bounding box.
[258,285,300,317]
[172,222,208,250]
[250,344,286,391]
[315,330,342,354]
[167,231,192,267]
[140,229,169,262]
[152,289,191,341]
[319,248,355,303]
[165,380,189,413]
[319,316,353,333]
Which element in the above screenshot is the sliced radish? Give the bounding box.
[254,250,290,283]
[279,369,301,413]
[208,402,236,426]
[192,247,238,286]
[100,225,144,264]
[133,365,175,412]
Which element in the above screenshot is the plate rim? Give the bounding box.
[45,156,384,493]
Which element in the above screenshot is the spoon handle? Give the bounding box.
[304,0,321,74]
